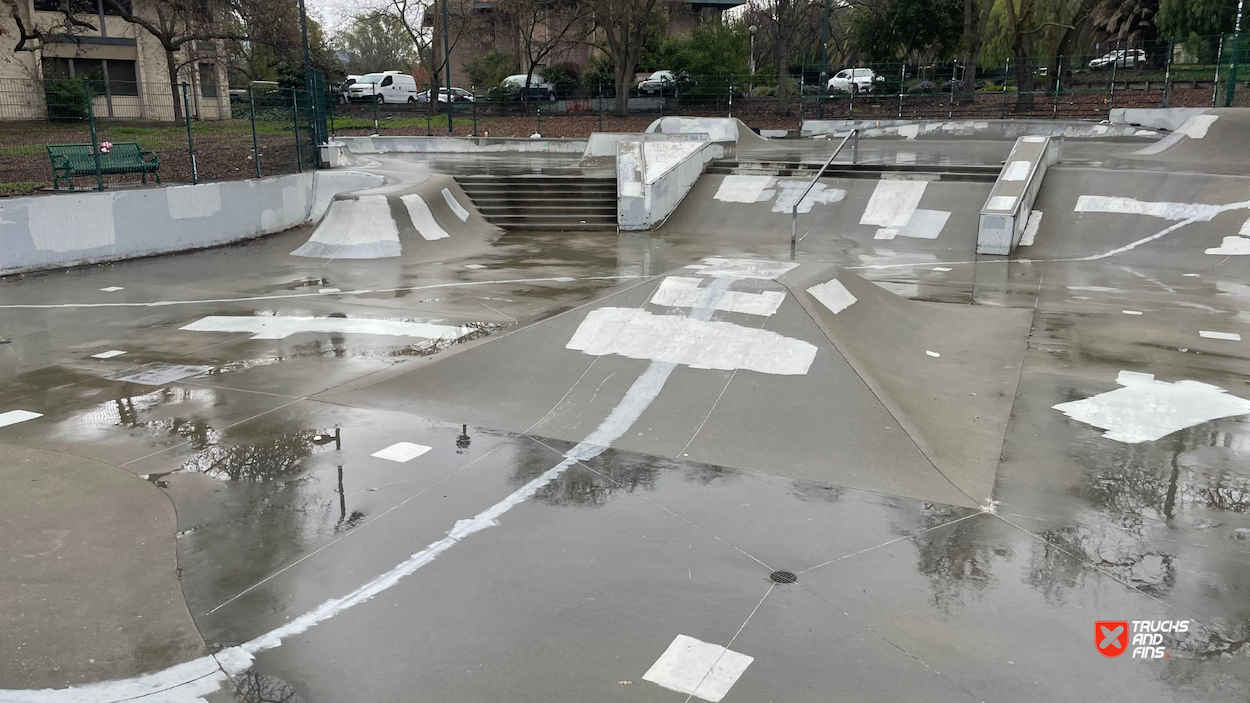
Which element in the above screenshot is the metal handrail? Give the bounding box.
[791,129,858,245]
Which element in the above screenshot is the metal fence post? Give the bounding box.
[1108,41,1119,112]
[898,63,905,118]
[1225,28,1242,107]
[1054,56,1062,117]
[249,85,261,178]
[598,82,604,131]
[536,102,542,135]
[1213,35,1225,107]
[374,89,380,134]
[1162,38,1173,107]
[292,90,302,173]
[182,82,197,184]
[1001,60,1009,118]
[472,86,478,136]
[426,84,432,136]
[84,78,104,191]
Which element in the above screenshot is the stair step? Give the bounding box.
[456,175,619,231]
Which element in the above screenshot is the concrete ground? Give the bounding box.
[1,115,1249,703]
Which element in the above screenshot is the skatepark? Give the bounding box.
[1,109,1248,702]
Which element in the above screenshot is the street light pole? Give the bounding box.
[443,0,453,133]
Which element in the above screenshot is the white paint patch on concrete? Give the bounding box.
[1075,195,1222,221]
[28,193,115,252]
[1176,114,1219,138]
[897,209,950,239]
[1067,285,1119,293]
[441,188,470,221]
[642,634,753,703]
[695,258,798,280]
[100,286,124,292]
[1199,330,1242,341]
[874,228,898,240]
[926,350,941,357]
[106,363,213,385]
[1123,310,1144,315]
[166,183,222,220]
[1183,273,1200,277]
[0,410,42,428]
[1002,161,1031,181]
[1020,210,1043,246]
[987,195,1018,211]
[898,124,920,140]
[292,195,400,259]
[401,194,450,241]
[650,277,784,316]
[807,279,857,314]
[567,307,815,375]
[861,180,927,228]
[713,175,775,203]
[771,180,846,214]
[1241,218,1250,236]
[90,350,127,359]
[933,267,952,272]
[181,315,468,341]
[371,442,432,462]
[1205,236,1250,255]
[1053,370,1250,443]
[319,288,341,293]
[464,264,486,269]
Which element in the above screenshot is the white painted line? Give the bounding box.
[1176,114,1218,138]
[1205,236,1250,255]
[100,286,124,292]
[1021,135,1047,143]
[1122,310,1143,315]
[861,179,927,227]
[933,267,952,272]
[371,442,432,463]
[90,350,127,359]
[1075,195,1222,221]
[1002,160,1031,181]
[0,410,42,428]
[987,195,1017,211]
[1067,285,1118,293]
[926,350,941,357]
[400,194,450,241]
[1200,330,1242,341]
[464,264,486,269]
[442,187,470,221]
[685,264,710,270]
[1020,210,1043,246]
[874,228,898,240]
[650,277,784,316]
[643,634,753,702]
[181,315,468,341]
[694,258,798,280]
[807,279,857,314]
[106,363,213,386]
[1053,370,1250,443]
[567,307,815,375]
[713,175,774,203]
[1183,273,1200,277]
[319,288,341,293]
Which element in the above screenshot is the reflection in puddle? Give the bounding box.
[909,506,1010,610]
[179,429,339,482]
[227,671,303,702]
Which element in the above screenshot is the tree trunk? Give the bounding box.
[166,48,184,125]
[1013,47,1035,113]
[773,4,791,115]
[615,61,631,115]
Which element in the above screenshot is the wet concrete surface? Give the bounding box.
[2,132,1249,701]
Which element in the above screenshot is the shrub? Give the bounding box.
[906,80,937,94]
[45,80,87,122]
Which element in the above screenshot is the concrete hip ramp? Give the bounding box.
[789,267,1032,503]
[1123,108,1250,170]
[291,174,503,261]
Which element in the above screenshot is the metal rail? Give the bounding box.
[791,129,858,245]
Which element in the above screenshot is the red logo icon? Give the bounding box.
[1096,621,1129,657]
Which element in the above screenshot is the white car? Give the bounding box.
[1089,49,1148,70]
[418,87,475,103]
[828,68,882,94]
[346,71,418,104]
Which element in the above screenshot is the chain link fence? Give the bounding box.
[1,78,319,196]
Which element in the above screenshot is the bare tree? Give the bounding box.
[593,0,665,115]
[2,0,99,55]
[383,0,480,99]
[498,0,591,101]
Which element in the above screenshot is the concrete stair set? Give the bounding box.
[455,175,618,231]
[707,160,1001,183]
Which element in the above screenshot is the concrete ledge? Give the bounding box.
[336,136,588,154]
[0,170,384,276]
[581,131,709,166]
[618,139,723,230]
[802,119,1158,140]
[977,135,1062,255]
[1109,107,1210,131]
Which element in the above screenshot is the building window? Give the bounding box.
[100,0,132,15]
[33,0,106,13]
[40,57,138,97]
[195,40,218,52]
[199,63,219,98]
[107,60,138,96]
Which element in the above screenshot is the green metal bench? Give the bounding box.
[46,142,160,190]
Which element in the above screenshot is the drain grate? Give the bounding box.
[769,570,797,584]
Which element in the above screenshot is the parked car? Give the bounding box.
[493,74,557,101]
[1089,49,1148,70]
[337,75,361,104]
[828,68,883,94]
[345,71,418,104]
[638,70,677,96]
[417,87,475,103]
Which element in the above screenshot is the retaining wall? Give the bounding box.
[0,170,384,275]
[336,136,588,154]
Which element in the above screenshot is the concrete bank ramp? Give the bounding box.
[1123,108,1250,170]
[291,174,503,260]
[322,260,1035,507]
[645,116,770,150]
[789,267,1032,503]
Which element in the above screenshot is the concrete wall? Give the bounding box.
[802,119,1159,140]
[1109,107,1211,131]
[617,139,721,231]
[581,131,709,166]
[0,170,384,275]
[337,136,589,155]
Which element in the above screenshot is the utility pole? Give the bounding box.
[443,0,453,133]
[819,0,829,119]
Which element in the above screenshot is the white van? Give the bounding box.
[345,71,419,104]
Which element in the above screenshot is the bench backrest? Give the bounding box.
[48,142,146,167]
